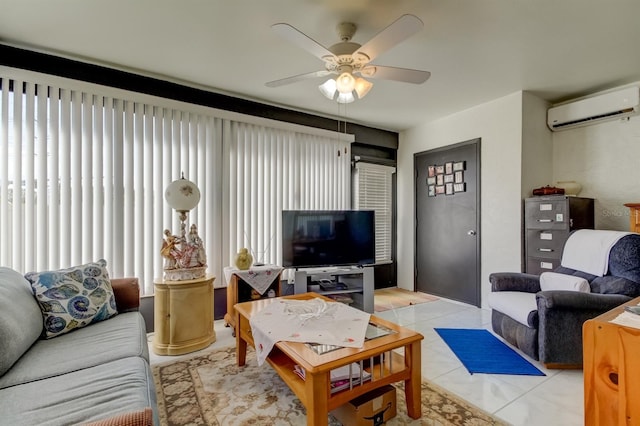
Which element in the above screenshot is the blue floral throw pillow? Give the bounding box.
[25,259,118,339]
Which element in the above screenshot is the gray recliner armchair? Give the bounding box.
[489,230,640,368]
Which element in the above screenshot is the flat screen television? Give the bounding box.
[281,210,375,268]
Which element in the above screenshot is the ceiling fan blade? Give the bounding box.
[265,70,333,88]
[271,23,337,62]
[354,14,424,62]
[361,65,431,84]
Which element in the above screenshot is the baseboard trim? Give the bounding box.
[543,362,582,370]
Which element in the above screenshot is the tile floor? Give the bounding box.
[149,296,584,426]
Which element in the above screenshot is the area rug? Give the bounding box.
[434,328,545,376]
[152,346,508,425]
[374,287,438,312]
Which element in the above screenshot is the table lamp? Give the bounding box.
[165,173,201,239]
[162,173,207,280]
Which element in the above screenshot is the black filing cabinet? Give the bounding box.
[524,195,594,275]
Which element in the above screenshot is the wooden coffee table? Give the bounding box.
[234,292,424,426]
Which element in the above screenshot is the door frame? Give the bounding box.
[413,138,481,306]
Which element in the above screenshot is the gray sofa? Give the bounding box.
[489,232,640,367]
[0,267,157,425]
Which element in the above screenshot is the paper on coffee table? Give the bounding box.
[610,310,640,330]
[250,298,371,365]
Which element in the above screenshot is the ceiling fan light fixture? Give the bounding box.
[354,77,373,99]
[318,78,337,99]
[336,92,355,104]
[335,71,356,94]
[269,15,430,105]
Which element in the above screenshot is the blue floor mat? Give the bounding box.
[434,328,545,376]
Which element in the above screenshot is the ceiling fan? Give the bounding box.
[265,14,431,103]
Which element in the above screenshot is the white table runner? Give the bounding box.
[249,298,370,365]
[223,265,283,295]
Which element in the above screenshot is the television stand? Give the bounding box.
[293,266,374,313]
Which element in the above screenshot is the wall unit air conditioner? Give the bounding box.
[547,86,640,131]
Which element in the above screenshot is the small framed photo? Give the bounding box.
[444,174,454,183]
[454,182,466,193]
[427,176,436,185]
[428,185,435,197]
[453,161,466,171]
[436,174,444,186]
[435,185,445,195]
[435,165,445,175]
[428,166,436,177]
[445,183,454,195]
[454,170,464,183]
[445,162,453,174]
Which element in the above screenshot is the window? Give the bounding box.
[353,162,395,263]
[0,78,223,293]
[0,69,352,294]
[225,121,351,267]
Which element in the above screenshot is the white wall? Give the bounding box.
[552,114,640,230]
[521,92,553,199]
[398,86,639,308]
[398,91,526,308]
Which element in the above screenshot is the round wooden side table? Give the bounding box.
[152,274,216,355]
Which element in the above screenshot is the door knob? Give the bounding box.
[467,230,477,236]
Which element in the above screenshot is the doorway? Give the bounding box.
[414,138,481,307]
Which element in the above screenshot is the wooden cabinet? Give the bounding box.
[153,274,216,355]
[624,203,640,232]
[583,297,640,426]
[223,266,282,332]
[524,196,594,275]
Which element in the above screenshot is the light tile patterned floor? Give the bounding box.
[149,295,583,426]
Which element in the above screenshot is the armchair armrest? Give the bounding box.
[535,291,632,365]
[536,291,631,312]
[490,272,541,293]
[110,277,140,312]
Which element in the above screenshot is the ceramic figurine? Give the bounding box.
[161,225,207,281]
[234,247,253,270]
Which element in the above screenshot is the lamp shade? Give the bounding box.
[318,78,337,99]
[354,78,373,99]
[337,92,355,104]
[165,177,200,211]
[335,72,356,93]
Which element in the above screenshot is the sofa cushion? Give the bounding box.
[25,259,118,338]
[0,268,44,376]
[489,291,538,328]
[539,272,590,292]
[0,356,157,426]
[0,312,148,389]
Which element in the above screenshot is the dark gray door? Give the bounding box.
[414,139,480,307]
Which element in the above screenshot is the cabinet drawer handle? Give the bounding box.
[537,219,553,223]
[538,248,553,252]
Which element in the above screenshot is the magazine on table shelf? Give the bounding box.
[294,363,372,394]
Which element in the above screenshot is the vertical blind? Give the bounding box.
[353,162,395,263]
[0,78,224,294]
[0,70,351,294]
[225,121,351,267]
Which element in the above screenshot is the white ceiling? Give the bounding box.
[1,0,640,132]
